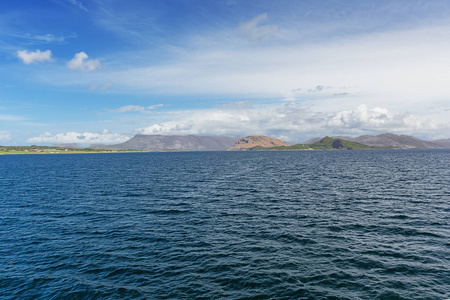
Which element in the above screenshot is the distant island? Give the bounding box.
[1,133,449,154]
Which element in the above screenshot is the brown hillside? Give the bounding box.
[230,136,290,149]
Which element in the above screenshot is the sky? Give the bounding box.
[1,0,450,145]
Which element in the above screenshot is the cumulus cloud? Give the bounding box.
[27,129,129,144]
[325,105,436,132]
[17,49,53,64]
[135,103,442,140]
[67,52,100,72]
[239,13,279,40]
[0,131,11,142]
[106,104,163,113]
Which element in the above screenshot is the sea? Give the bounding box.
[1,149,449,299]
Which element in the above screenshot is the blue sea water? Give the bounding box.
[1,149,449,299]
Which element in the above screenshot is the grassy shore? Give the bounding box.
[0,146,149,155]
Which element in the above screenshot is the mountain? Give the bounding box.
[228,135,290,150]
[92,135,238,151]
[430,138,450,148]
[303,137,322,144]
[348,133,441,148]
[305,133,445,149]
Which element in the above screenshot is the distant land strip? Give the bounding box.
[1,133,449,154]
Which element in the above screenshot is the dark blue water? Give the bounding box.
[1,150,449,299]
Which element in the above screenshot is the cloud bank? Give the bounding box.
[136,103,443,141]
[17,49,53,64]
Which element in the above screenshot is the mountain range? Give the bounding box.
[304,133,449,149]
[83,133,450,151]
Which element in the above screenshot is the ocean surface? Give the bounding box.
[1,149,449,299]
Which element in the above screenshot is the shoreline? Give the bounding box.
[0,150,151,155]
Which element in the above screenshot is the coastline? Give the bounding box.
[0,150,151,155]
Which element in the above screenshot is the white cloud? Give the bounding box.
[106,104,163,113]
[17,49,53,64]
[239,13,279,40]
[27,130,129,144]
[325,105,437,132]
[136,103,445,141]
[67,52,100,72]
[0,131,11,142]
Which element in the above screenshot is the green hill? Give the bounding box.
[309,136,373,150]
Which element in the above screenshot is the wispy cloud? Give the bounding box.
[100,81,112,90]
[7,32,77,44]
[17,49,53,64]
[32,33,65,42]
[27,129,129,144]
[90,81,112,91]
[67,52,100,71]
[106,104,163,113]
[239,13,279,40]
[67,0,88,12]
[0,114,26,121]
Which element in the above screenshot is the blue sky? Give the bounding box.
[1,0,449,145]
